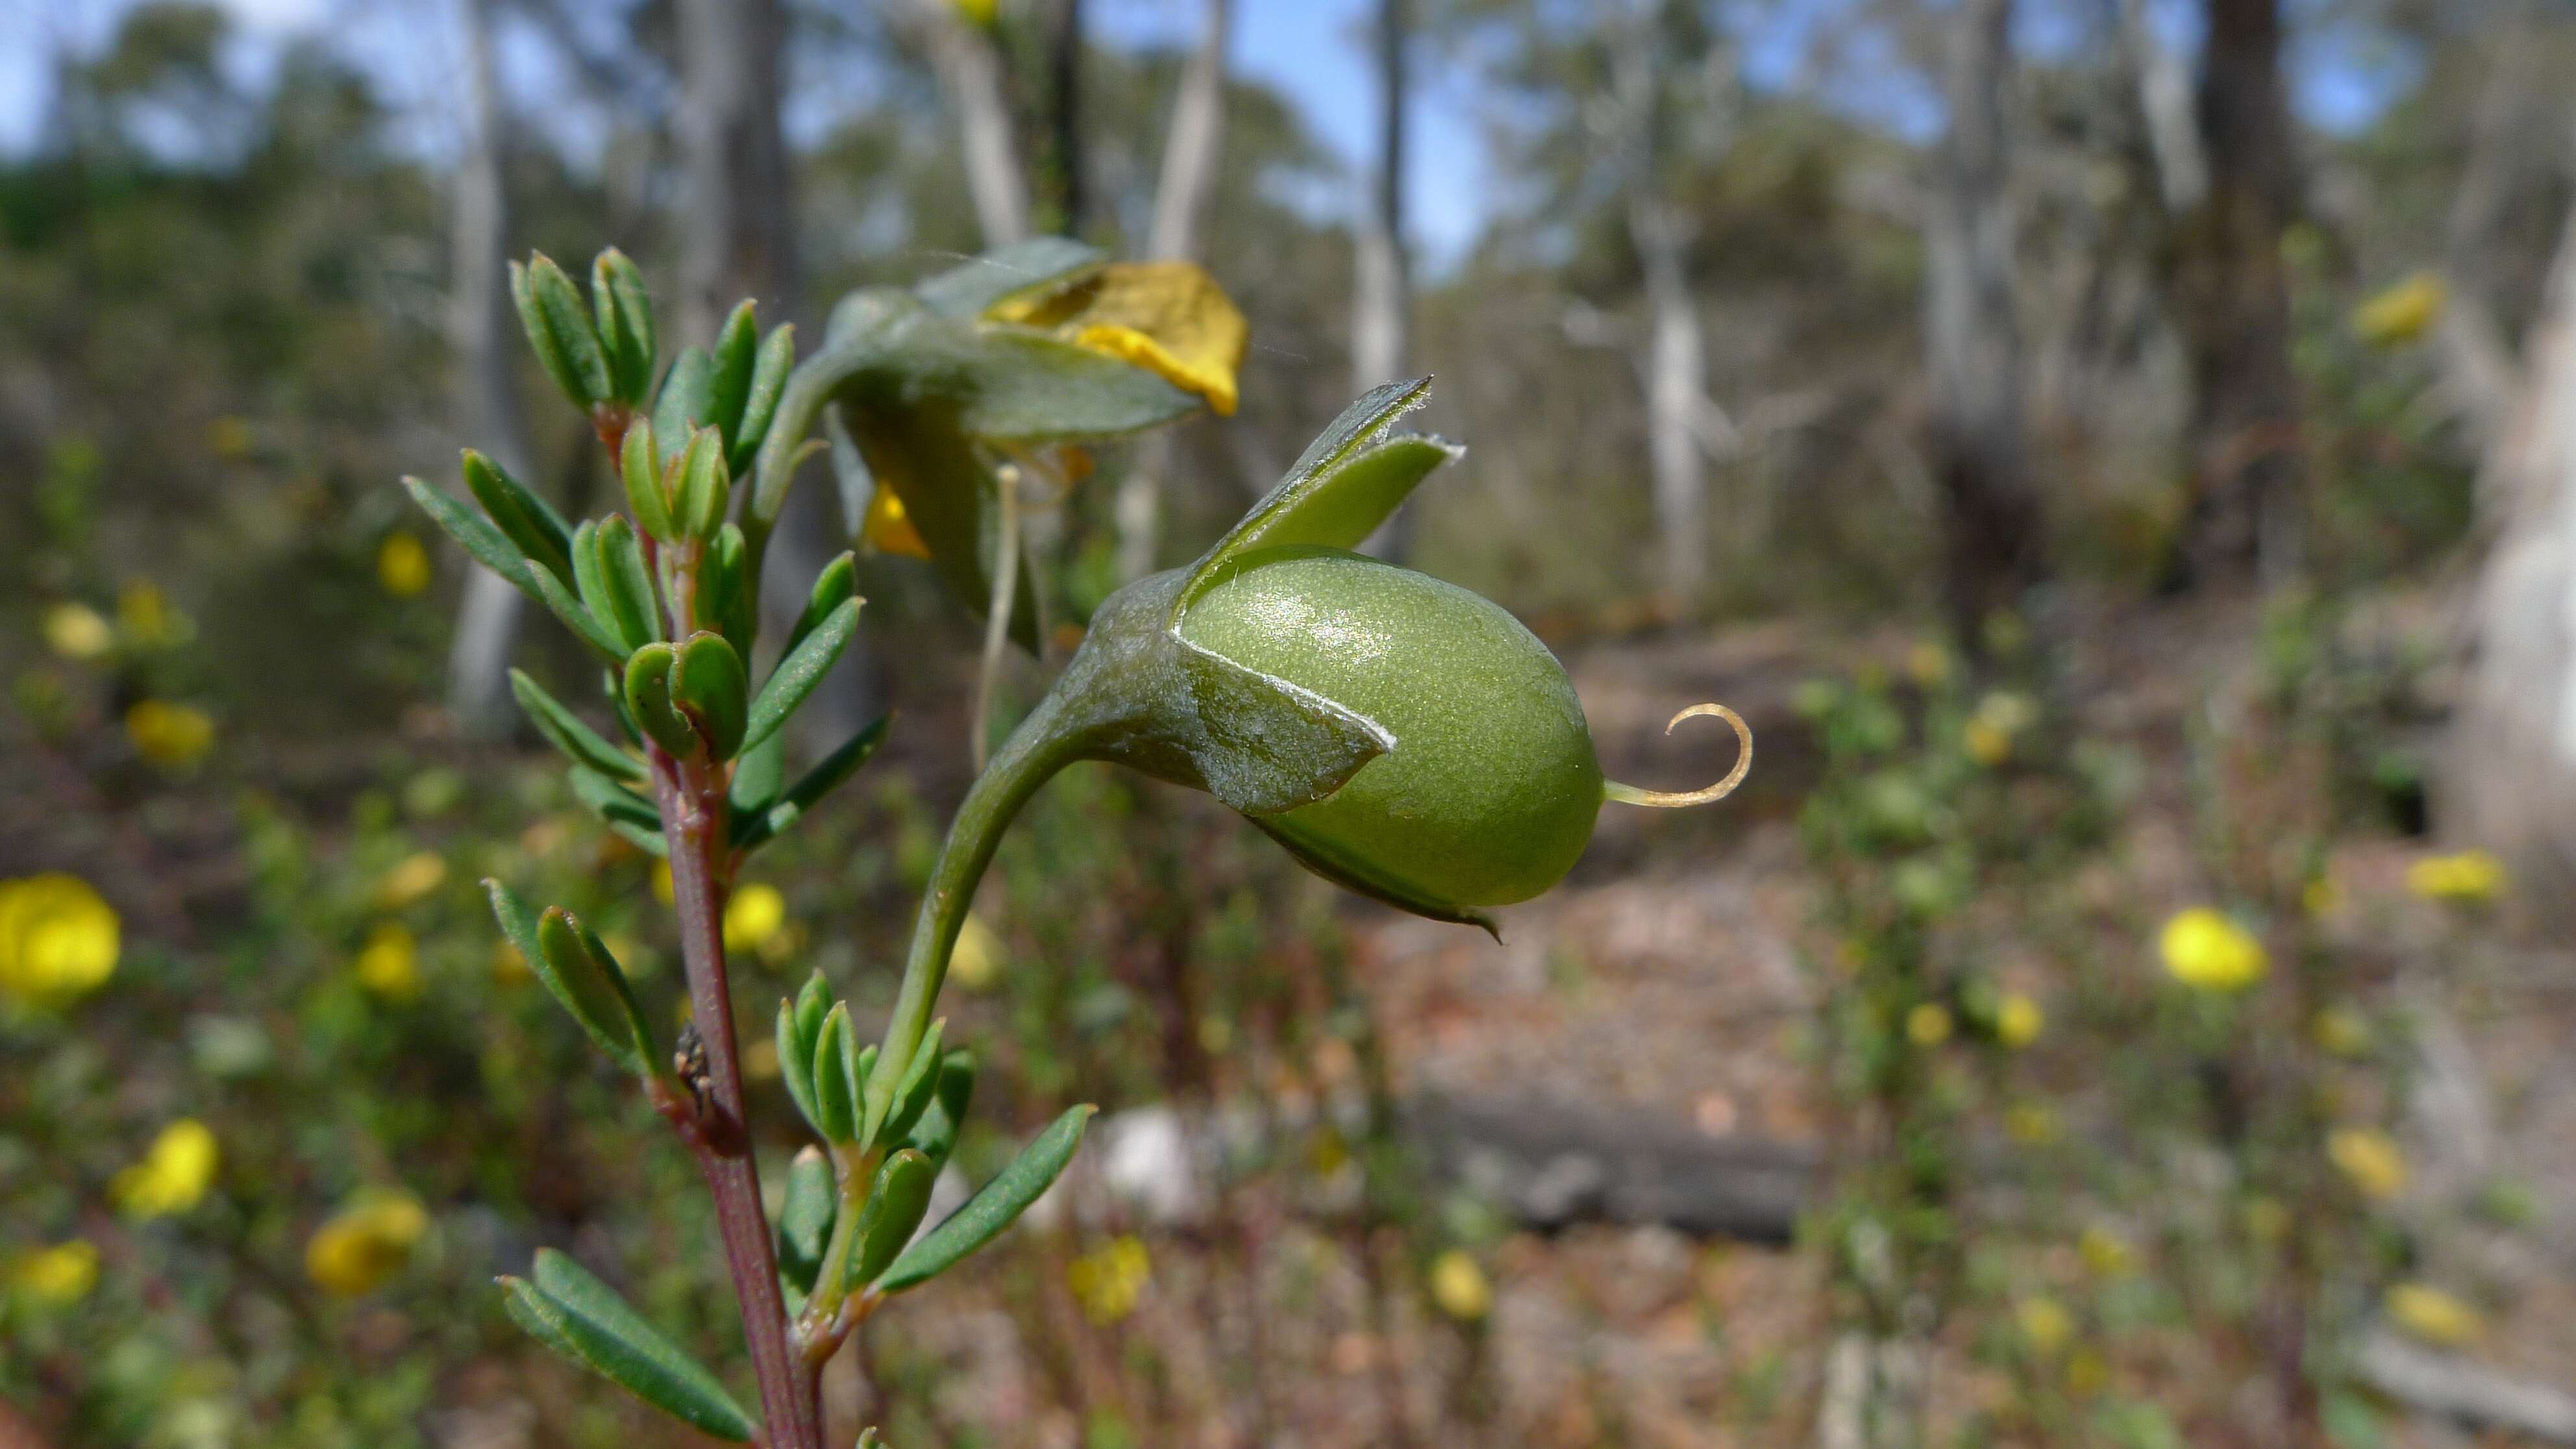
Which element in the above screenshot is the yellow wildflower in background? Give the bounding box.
[489,937,531,988]
[306,1190,428,1297]
[113,1119,218,1219]
[42,602,114,662]
[2005,1103,2060,1146]
[2016,1296,2072,1356]
[988,261,1249,415]
[1428,1249,1492,1322]
[1995,992,2043,1048]
[377,530,432,597]
[0,873,120,1005]
[1905,1002,1953,1047]
[1067,1235,1151,1326]
[1904,641,1950,687]
[2407,850,2505,905]
[1963,690,2038,767]
[951,0,998,25]
[2386,1283,2482,1347]
[723,883,786,955]
[2353,272,2446,347]
[650,860,675,905]
[860,488,932,560]
[116,581,190,649]
[949,913,1005,991]
[127,700,215,770]
[355,923,421,1000]
[2329,1126,2409,1201]
[2159,907,2266,992]
[2313,1004,2372,1057]
[12,1240,100,1307]
[206,415,254,459]
[2079,1227,2133,1278]
[373,852,447,910]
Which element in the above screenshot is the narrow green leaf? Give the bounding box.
[743,599,861,754]
[500,1275,584,1361]
[810,1003,858,1144]
[522,1249,760,1441]
[510,671,644,782]
[608,818,669,858]
[519,254,614,410]
[732,714,888,852]
[730,733,784,813]
[620,420,674,540]
[776,997,821,1137]
[575,516,660,656]
[402,474,529,588]
[534,906,654,1075]
[704,523,756,662]
[462,450,575,585]
[671,632,748,760]
[591,249,656,406]
[871,1017,945,1148]
[850,1148,936,1291]
[673,426,730,541]
[622,643,697,756]
[785,552,858,658]
[730,323,797,473]
[706,301,760,451]
[901,1049,976,1168]
[525,560,628,660]
[877,1105,1096,1294]
[776,1146,836,1298]
[567,766,663,839]
[792,971,832,1065]
[652,347,713,465]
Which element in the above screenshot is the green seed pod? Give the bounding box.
[863,379,1748,1124]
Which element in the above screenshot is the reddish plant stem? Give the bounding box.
[654,752,824,1449]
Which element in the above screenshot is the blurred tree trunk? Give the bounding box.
[2446,206,2576,902]
[1353,0,1413,560]
[1114,0,1231,581]
[1615,0,1708,605]
[2117,0,2205,216]
[1923,0,2042,645]
[679,0,874,734]
[444,0,538,736]
[2433,5,2536,452]
[2170,0,2301,588]
[893,0,1030,247]
[1043,0,1087,236]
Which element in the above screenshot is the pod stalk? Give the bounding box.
[1604,703,1753,809]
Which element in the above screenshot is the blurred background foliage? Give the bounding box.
[5,0,2575,1445]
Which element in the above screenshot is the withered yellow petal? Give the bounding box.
[990,262,1246,415]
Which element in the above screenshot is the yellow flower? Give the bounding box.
[2159,907,2266,993]
[1904,641,1951,687]
[650,860,675,905]
[1962,719,2012,767]
[306,1189,428,1297]
[2312,1004,2372,1057]
[949,913,1005,991]
[206,415,255,460]
[355,923,421,1000]
[12,1239,100,1307]
[723,883,787,955]
[988,261,1248,415]
[2005,1103,2060,1146]
[1906,1002,1953,1047]
[2078,1228,2133,1278]
[127,700,216,770]
[116,581,191,649]
[2016,1296,2072,1356]
[490,937,531,988]
[0,873,120,1005]
[113,1119,219,1219]
[1428,1249,1492,1322]
[42,602,114,662]
[2407,850,2506,905]
[2353,272,2446,348]
[1067,1235,1151,1325]
[2062,1348,2109,1399]
[860,488,932,560]
[1995,992,2043,1049]
[377,530,432,597]
[2386,1283,2482,1347]
[2329,1126,2408,1202]
[373,852,447,911]
[951,0,998,25]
